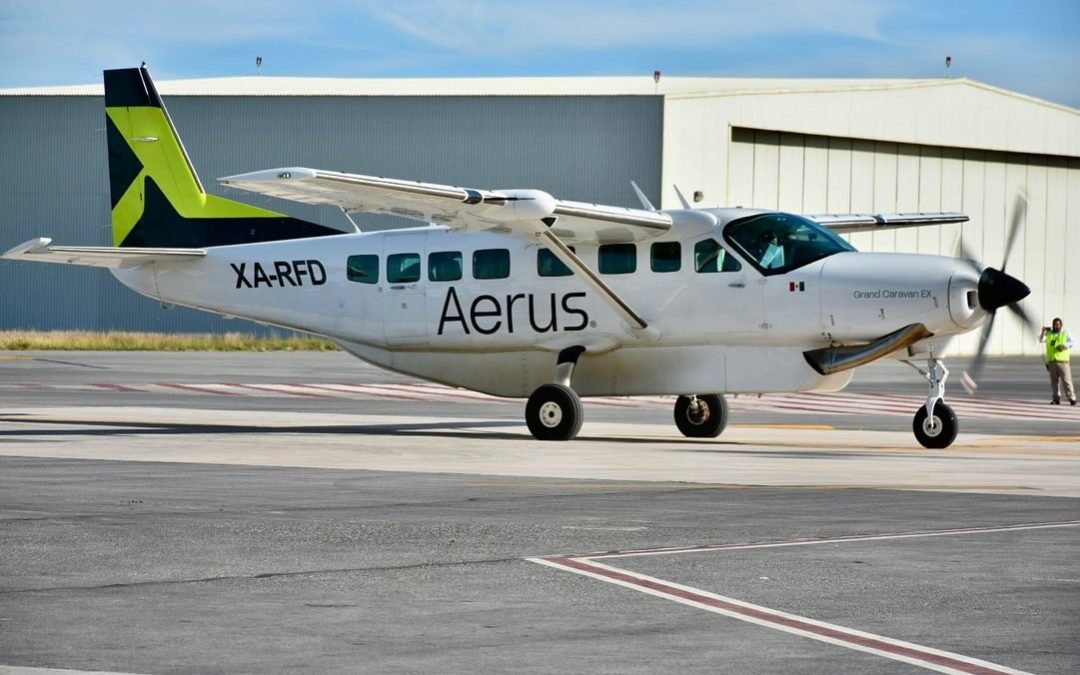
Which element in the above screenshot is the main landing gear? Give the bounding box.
[910,358,958,449]
[526,347,585,441]
[673,394,728,438]
[525,347,731,442]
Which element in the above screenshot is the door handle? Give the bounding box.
[728,282,745,288]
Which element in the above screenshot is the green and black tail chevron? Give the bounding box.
[104,66,340,248]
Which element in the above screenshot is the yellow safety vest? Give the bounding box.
[1045,330,1071,363]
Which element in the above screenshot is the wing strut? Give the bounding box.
[538,221,649,331]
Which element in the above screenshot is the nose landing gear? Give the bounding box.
[910,358,958,449]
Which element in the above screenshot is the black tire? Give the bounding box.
[913,401,958,449]
[674,394,728,438]
[526,383,584,441]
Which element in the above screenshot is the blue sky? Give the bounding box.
[2,0,1078,108]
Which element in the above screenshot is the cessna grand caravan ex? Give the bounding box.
[4,67,1033,448]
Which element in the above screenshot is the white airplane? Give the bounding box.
[3,66,1034,448]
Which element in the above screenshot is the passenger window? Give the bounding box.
[428,251,462,282]
[599,244,636,274]
[387,252,421,283]
[346,254,379,284]
[695,239,741,273]
[537,248,573,277]
[473,248,510,280]
[650,242,681,273]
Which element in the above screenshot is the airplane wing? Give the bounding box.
[2,238,206,268]
[219,168,672,245]
[810,213,968,234]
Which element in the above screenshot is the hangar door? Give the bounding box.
[726,126,1080,358]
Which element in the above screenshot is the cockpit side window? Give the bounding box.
[722,213,854,276]
[694,238,741,273]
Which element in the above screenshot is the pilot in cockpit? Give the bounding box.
[759,231,785,269]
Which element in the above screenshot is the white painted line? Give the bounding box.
[580,520,1080,560]
[0,666,149,675]
[530,556,1033,675]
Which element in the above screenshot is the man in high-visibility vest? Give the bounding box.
[1040,317,1076,405]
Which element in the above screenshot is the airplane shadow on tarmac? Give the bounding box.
[0,416,927,458]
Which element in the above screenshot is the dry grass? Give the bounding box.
[0,331,339,351]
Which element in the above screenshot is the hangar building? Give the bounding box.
[2,74,1078,357]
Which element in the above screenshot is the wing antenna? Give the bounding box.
[630,181,656,211]
[673,184,692,209]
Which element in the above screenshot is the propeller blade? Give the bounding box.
[962,310,996,395]
[1001,191,1027,273]
[955,235,981,273]
[1007,301,1038,335]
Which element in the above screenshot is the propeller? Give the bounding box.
[960,192,1035,394]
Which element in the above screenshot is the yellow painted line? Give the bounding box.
[0,355,32,361]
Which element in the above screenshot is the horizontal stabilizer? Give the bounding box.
[2,237,205,268]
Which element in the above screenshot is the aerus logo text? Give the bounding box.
[438,286,589,335]
[232,260,327,289]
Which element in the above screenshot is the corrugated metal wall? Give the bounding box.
[728,127,1080,356]
[0,95,663,333]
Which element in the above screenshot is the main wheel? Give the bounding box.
[913,401,958,449]
[674,394,728,438]
[526,383,584,441]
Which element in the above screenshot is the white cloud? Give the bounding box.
[367,0,899,54]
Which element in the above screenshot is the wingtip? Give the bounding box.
[218,167,317,184]
[3,237,52,258]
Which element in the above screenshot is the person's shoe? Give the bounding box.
[1071,399,1077,406]
[1051,400,1061,405]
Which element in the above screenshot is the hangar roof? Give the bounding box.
[0,75,1069,110]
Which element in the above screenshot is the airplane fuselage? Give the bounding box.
[113,214,977,398]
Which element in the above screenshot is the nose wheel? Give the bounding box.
[674,394,728,438]
[908,358,959,449]
[913,401,958,449]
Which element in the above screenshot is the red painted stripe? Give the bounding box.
[302,383,428,401]
[224,383,331,398]
[378,383,515,403]
[157,383,240,396]
[548,557,1017,675]
[88,383,143,393]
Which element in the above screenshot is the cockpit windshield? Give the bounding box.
[722,213,854,275]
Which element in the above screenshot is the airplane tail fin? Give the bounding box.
[104,66,340,248]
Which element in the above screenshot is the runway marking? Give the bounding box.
[0,667,149,675]
[530,521,1079,674]
[155,382,241,396]
[88,382,143,393]
[574,520,1080,560]
[5,382,1077,422]
[224,382,332,398]
[531,556,1032,675]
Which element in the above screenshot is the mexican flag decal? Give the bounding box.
[789,281,806,292]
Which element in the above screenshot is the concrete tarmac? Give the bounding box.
[0,352,1077,674]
